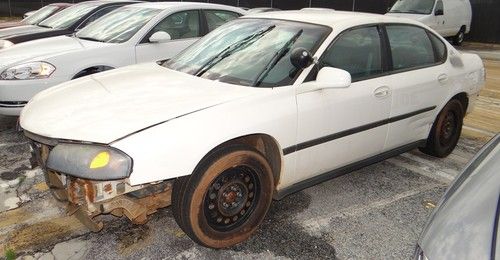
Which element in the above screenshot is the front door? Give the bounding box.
[291,26,392,186]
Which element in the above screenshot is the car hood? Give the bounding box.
[0,21,23,30]
[385,12,428,21]
[20,63,262,144]
[0,25,51,39]
[0,36,106,68]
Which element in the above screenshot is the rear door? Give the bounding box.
[382,24,450,150]
[135,10,201,63]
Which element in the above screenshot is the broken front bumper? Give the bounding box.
[28,134,173,232]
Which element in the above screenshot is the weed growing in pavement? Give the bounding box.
[4,248,16,260]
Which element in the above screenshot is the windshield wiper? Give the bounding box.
[38,24,52,29]
[252,29,303,87]
[194,25,276,77]
[77,36,104,42]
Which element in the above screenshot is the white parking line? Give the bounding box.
[386,157,455,184]
[300,185,439,236]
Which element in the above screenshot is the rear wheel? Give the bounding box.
[172,145,274,248]
[419,99,464,157]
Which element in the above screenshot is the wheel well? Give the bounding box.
[452,92,469,113]
[73,66,114,79]
[213,134,282,188]
[460,25,466,32]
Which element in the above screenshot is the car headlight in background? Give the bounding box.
[46,143,133,180]
[0,40,14,49]
[0,62,56,80]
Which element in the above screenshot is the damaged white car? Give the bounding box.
[20,10,485,248]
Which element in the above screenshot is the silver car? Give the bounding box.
[416,134,500,260]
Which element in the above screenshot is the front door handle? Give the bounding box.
[438,74,449,83]
[374,86,391,98]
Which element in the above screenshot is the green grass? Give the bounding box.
[4,248,16,260]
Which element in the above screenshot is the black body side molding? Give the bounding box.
[274,140,427,200]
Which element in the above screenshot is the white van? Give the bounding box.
[386,0,472,45]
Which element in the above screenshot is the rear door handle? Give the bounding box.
[374,86,391,98]
[438,74,449,83]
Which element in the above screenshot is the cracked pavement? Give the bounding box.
[1,60,499,259]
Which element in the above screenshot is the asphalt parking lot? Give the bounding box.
[0,58,499,260]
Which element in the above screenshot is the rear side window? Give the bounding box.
[204,10,240,32]
[320,26,383,81]
[428,32,447,63]
[386,25,435,71]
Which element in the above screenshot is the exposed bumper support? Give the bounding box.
[45,171,173,231]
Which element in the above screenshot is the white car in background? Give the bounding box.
[21,10,484,248]
[386,0,472,45]
[0,2,245,116]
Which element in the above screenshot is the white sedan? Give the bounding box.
[0,2,244,116]
[20,10,485,248]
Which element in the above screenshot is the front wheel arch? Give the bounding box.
[72,66,115,79]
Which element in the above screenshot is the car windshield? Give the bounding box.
[389,0,436,14]
[22,5,60,25]
[76,7,160,43]
[39,2,99,29]
[163,19,330,87]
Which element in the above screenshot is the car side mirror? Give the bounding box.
[149,31,171,43]
[290,47,314,69]
[435,9,444,16]
[315,67,351,89]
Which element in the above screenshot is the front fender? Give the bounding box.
[111,87,297,186]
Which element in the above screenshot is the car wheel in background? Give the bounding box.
[420,99,464,158]
[172,144,274,248]
[453,27,466,46]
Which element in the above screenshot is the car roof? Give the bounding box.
[244,9,423,28]
[128,1,245,11]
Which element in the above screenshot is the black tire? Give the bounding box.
[453,28,465,46]
[171,144,274,248]
[419,99,464,158]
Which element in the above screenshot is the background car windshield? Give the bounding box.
[389,0,435,14]
[76,7,160,43]
[164,19,330,87]
[39,3,99,29]
[22,5,59,25]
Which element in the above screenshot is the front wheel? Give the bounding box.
[172,145,274,248]
[419,99,464,158]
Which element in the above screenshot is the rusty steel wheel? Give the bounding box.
[420,99,464,158]
[172,144,274,248]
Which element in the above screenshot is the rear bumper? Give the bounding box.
[0,102,25,116]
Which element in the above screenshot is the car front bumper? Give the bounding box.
[27,132,174,231]
[0,77,66,116]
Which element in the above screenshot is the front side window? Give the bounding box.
[386,25,435,71]
[39,2,100,29]
[147,10,200,41]
[204,10,240,31]
[76,7,161,43]
[389,0,436,14]
[163,19,330,87]
[320,26,383,81]
[22,5,59,25]
[435,0,444,14]
[428,32,447,63]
